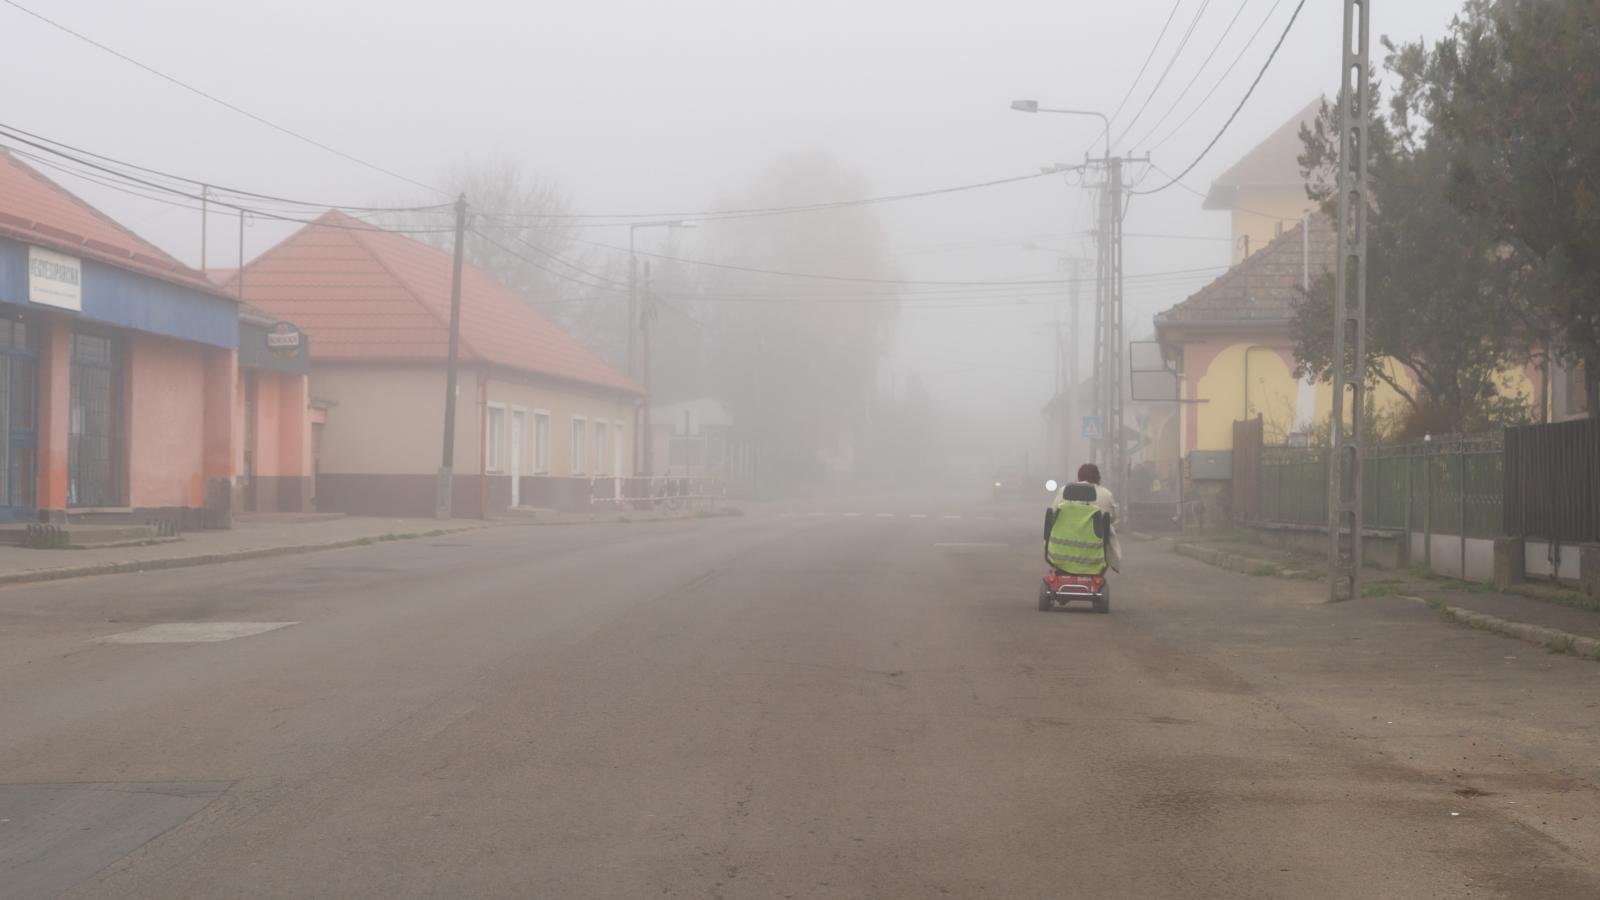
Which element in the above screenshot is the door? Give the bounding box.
[0,320,38,522]
[509,409,526,507]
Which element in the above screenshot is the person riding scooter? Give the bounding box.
[1043,463,1121,574]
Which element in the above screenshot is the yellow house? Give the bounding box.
[1204,99,1324,265]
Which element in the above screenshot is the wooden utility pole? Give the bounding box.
[436,194,469,519]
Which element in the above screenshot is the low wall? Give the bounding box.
[1410,532,1497,582]
[1246,521,1408,570]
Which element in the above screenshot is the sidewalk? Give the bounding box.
[1175,535,1600,659]
[0,516,503,587]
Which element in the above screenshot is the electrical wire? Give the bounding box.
[1112,0,1217,150]
[1143,161,1299,221]
[468,223,630,289]
[1129,0,1253,151]
[1,137,459,234]
[1100,0,1187,152]
[466,228,620,293]
[1131,0,1309,196]
[1147,0,1286,153]
[480,168,1067,223]
[0,121,448,214]
[0,0,443,196]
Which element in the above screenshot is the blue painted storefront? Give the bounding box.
[0,235,237,349]
[0,235,238,522]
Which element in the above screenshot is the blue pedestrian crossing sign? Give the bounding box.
[1082,416,1103,440]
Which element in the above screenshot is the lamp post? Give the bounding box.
[628,220,696,477]
[1009,100,1111,161]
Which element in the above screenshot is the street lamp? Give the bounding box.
[628,219,697,478]
[1009,100,1111,160]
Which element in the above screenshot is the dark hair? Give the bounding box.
[1077,463,1101,484]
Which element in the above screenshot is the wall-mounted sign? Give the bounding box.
[266,322,303,359]
[28,246,82,311]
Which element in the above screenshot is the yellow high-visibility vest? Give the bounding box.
[1047,501,1107,574]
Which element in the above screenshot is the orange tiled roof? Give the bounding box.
[1159,213,1335,324]
[230,211,641,394]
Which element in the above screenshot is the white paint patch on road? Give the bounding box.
[909,514,928,519]
[875,513,895,518]
[94,622,300,644]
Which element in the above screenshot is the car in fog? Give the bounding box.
[991,464,1025,499]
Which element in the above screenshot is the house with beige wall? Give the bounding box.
[230,212,642,517]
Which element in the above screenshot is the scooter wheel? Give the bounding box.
[1038,584,1052,612]
[1093,582,1111,614]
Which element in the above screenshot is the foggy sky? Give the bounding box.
[4,0,1469,469]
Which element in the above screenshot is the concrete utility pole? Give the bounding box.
[1090,155,1139,491]
[641,260,655,478]
[436,194,469,520]
[1329,0,1371,600]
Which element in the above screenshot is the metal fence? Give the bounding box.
[1259,434,1504,539]
[1504,418,1600,543]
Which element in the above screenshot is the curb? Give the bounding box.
[1402,595,1600,661]
[0,523,502,589]
[1173,541,1316,580]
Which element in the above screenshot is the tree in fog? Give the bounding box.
[1389,0,1600,410]
[695,153,900,491]
[1295,81,1527,436]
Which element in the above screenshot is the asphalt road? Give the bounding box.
[1,496,1597,899]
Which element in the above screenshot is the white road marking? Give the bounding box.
[94,622,300,644]
[908,514,929,519]
[935,542,1005,548]
[874,513,895,518]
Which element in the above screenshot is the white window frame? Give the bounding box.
[593,418,609,476]
[614,422,626,477]
[570,416,588,476]
[532,409,552,474]
[485,402,508,473]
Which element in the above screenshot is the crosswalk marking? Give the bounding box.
[843,512,862,518]
[909,514,928,519]
[875,513,895,518]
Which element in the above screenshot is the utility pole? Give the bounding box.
[627,237,639,380]
[1329,0,1371,601]
[200,185,209,272]
[237,210,246,302]
[641,261,655,477]
[1089,155,1139,490]
[436,194,469,520]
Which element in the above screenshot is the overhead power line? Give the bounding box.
[1101,0,1187,151]
[1130,0,1254,151]
[1,137,457,234]
[1131,0,1309,196]
[481,168,1065,224]
[0,121,448,214]
[1,0,442,195]
[1147,0,1287,153]
[1112,0,1218,149]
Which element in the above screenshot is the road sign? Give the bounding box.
[1081,416,1103,440]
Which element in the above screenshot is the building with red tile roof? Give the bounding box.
[232,212,642,516]
[0,148,312,528]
